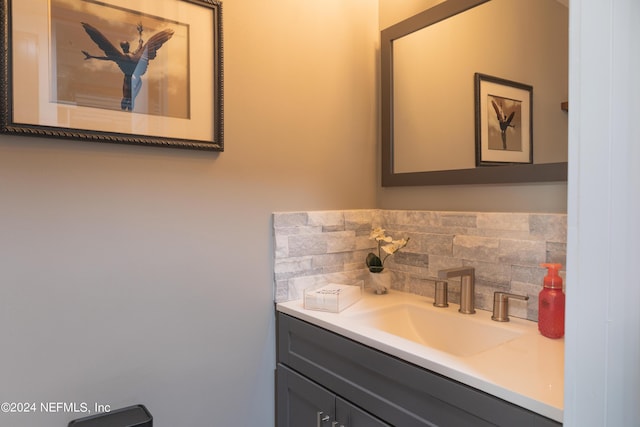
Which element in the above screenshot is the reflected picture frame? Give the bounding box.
[1,0,223,151]
[475,73,532,166]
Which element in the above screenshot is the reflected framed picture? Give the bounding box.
[1,0,223,151]
[474,73,532,166]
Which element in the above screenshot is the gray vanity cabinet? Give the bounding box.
[276,312,562,427]
[277,364,390,427]
[336,396,391,427]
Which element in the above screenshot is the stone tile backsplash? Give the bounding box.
[273,209,566,322]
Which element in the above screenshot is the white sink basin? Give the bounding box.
[351,303,523,357]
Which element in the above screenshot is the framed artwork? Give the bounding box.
[1,0,223,151]
[474,73,532,165]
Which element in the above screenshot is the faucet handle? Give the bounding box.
[491,292,529,322]
[433,280,449,307]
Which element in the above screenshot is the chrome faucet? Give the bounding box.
[438,267,475,314]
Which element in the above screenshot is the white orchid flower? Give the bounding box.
[394,238,409,248]
[369,227,386,240]
[369,227,394,243]
[381,238,409,255]
[366,227,410,273]
[381,245,396,255]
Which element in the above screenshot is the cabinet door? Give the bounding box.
[277,364,334,427]
[335,397,391,427]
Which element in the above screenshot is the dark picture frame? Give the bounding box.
[1,0,223,151]
[475,73,532,166]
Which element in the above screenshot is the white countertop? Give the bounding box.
[277,289,564,423]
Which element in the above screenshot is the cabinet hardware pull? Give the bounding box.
[316,411,330,426]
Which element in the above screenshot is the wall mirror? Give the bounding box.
[381,0,568,186]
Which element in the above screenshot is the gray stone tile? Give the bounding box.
[392,251,428,268]
[467,228,534,240]
[511,265,545,285]
[274,257,313,275]
[510,278,543,296]
[288,234,328,256]
[344,261,365,272]
[311,252,351,268]
[355,228,372,237]
[275,267,324,281]
[322,225,345,232]
[530,214,567,242]
[356,235,377,251]
[326,231,357,253]
[378,210,404,227]
[344,209,376,230]
[440,212,477,228]
[273,212,308,228]
[497,239,546,266]
[546,242,567,265]
[401,276,434,298]
[274,235,289,258]
[322,265,349,274]
[386,262,430,280]
[477,212,530,232]
[410,210,441,227]
[453,235,500,262]
[308,210,345,228]
[472,260,511,285]
[413,233,454,256]
[382,210,440,231]
[273,226,324,236]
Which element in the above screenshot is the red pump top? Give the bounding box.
[540,263,563,289]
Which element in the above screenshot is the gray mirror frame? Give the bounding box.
[381,0,567,186]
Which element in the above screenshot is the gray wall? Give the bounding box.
[0,1,377,426]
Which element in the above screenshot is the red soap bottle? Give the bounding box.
[538,263,565,339]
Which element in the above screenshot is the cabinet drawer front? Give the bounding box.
[278,313,561,427]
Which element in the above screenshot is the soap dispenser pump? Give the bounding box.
[538,263,565,339]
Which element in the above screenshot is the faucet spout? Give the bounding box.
[437,267,475,314]
[437,267,475,280]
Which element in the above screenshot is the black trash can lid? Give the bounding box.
[68,404,152,427]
